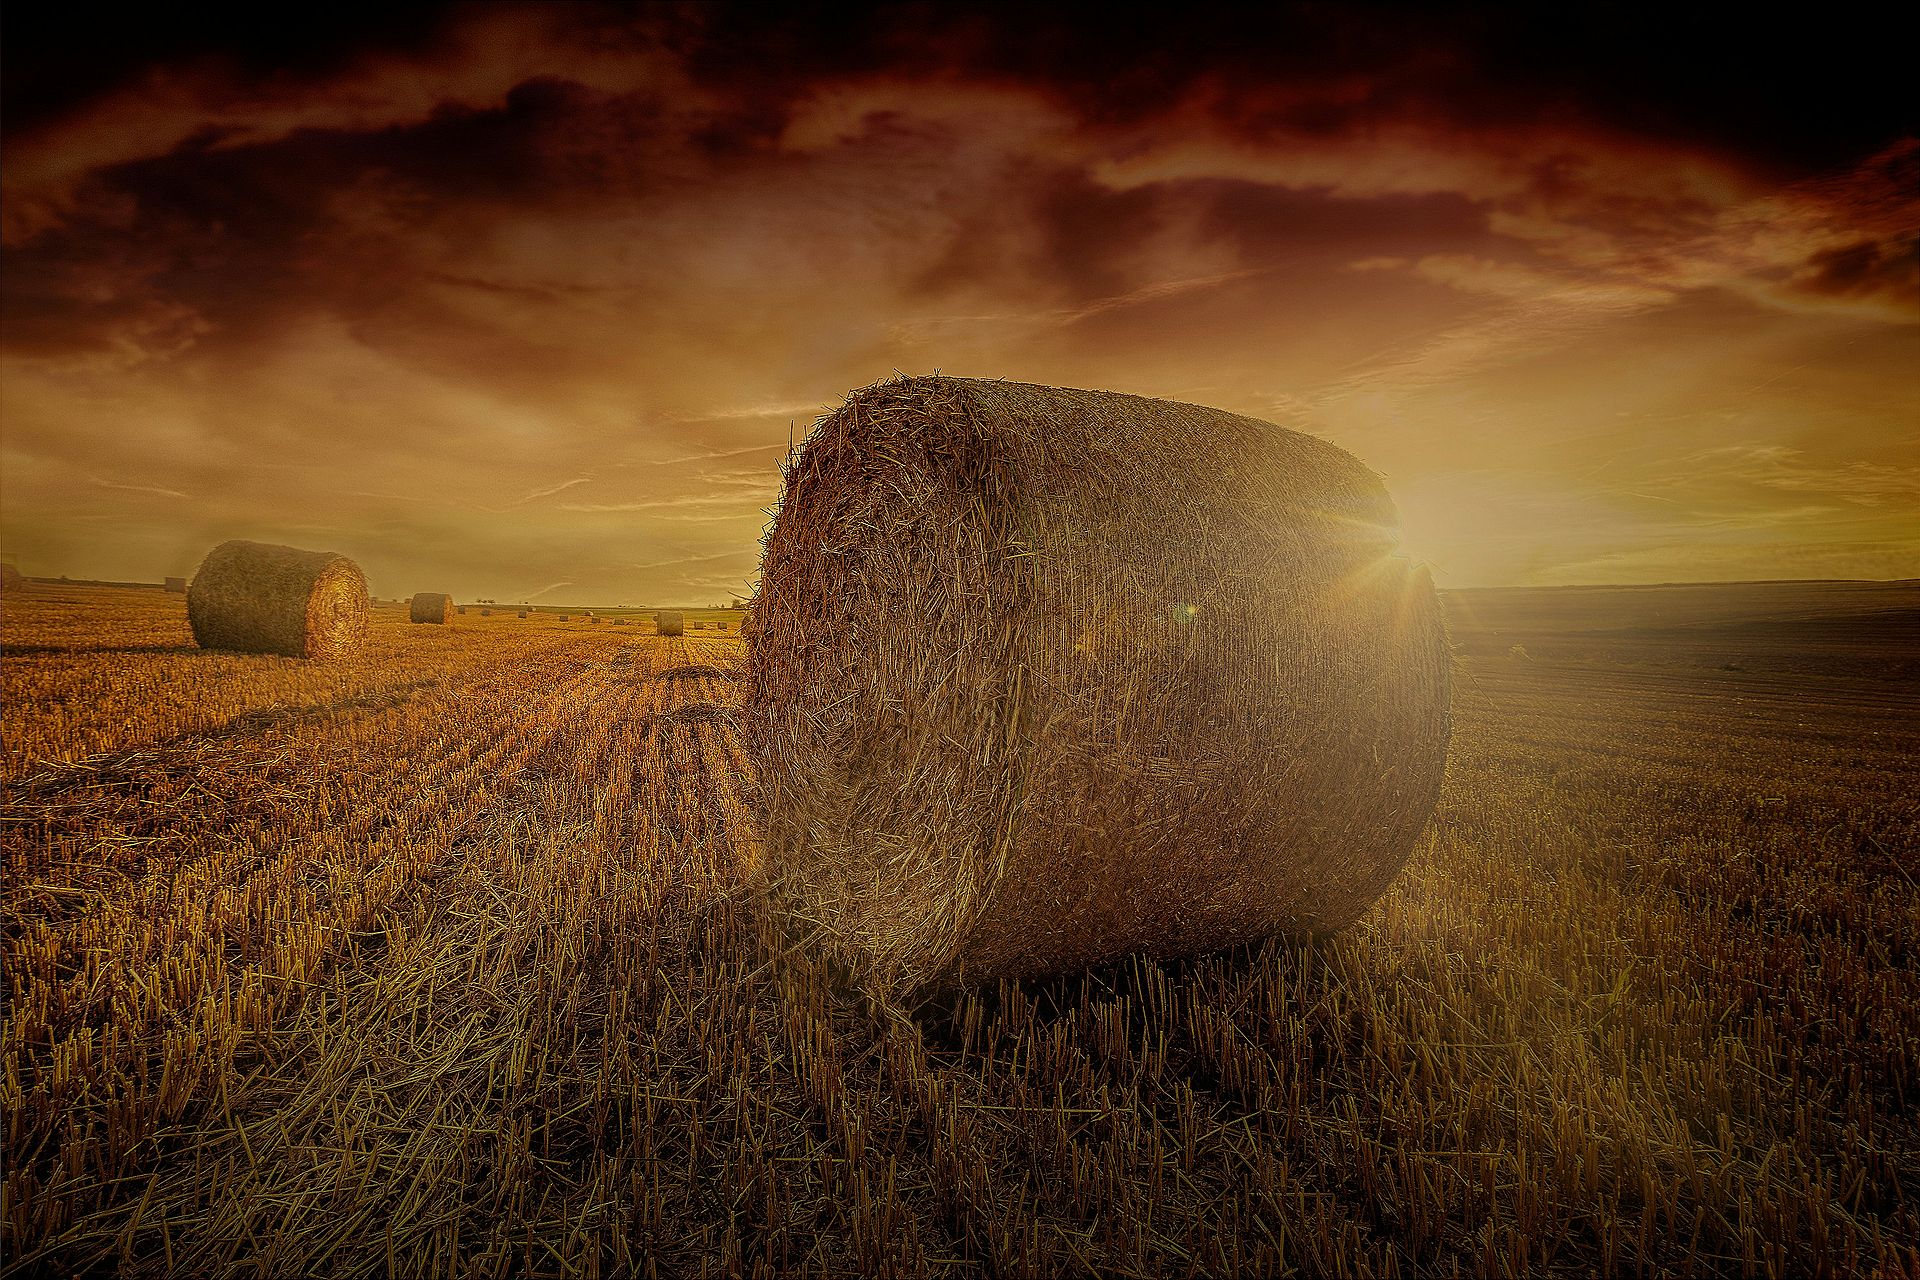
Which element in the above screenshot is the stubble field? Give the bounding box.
[2,580,1915,1277]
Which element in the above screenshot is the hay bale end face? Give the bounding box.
[187,540,369,659]
[0,564,25,592]
[481,608,492,616]
[164,576,187,593]
[746,376,1452,992]
[457,605,467,615]
[655,610,685,637]
[410,593,453,624]
[517,610,528,619]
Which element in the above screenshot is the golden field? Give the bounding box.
[2,580,1915,1278]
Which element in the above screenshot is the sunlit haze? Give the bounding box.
[3,5,1914,603]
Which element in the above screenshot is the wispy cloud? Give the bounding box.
[639,442,793,466]
[626,549,757,572]
[513,476,593,505]
[1655,445,1920,506]
[88,476,187,499]
[891,268,1264,343]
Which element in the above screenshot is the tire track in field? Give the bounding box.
[1,633,597,891]
[1,634,649,1232]
[5,630,764,1261]
[15,637,761,1277]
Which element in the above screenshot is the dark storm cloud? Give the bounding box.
[1,2,1914,593]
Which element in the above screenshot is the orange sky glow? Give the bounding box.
[2,5,1914,603]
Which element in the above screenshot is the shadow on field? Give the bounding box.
[908,932,1367,1115]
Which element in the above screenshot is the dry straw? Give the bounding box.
[0,564,24,592]
[655,611,685,637]
[746,376,1452,992]
[410,593,453,624]
[187,539,369,659]
[517,610,528,619]
[163,576,187,593]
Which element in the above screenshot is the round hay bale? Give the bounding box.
[559,614,570,622]
[481,608,492,617]
[187,539,369,659]
[0,564,24,592]
[746,376,1452,991]
[517,610,528,619]
[164,576,187,593]
[457,605,468,615]
[410,592,453,624]
[655,611,685,637]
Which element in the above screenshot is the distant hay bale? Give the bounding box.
[0,564,24,592]
[187,539,369,659]
[560,614,570,622]
[164,576,187,593]
[481,608,492,617]
[655,611,685,636]
[517,610,528,619]
[410,593,453,624]
[747,376,1452,992]
[457,605,467,615]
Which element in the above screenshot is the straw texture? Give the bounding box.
[187,540,369,659]
[410,593,453,624]
[655,611,685,637]
[746,376,1451,992]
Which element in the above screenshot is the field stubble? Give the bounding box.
[1,582,1915,1277]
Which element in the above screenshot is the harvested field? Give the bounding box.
[2,580,1915,1277]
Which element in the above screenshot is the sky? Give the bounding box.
[2,3,1915,603]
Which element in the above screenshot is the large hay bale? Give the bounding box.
[164,576,187,593]
[746,376,1451,991]
[655,611,685,637]
[0,564,24,592]
[410,592,453,624]
[187,540,369,659]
